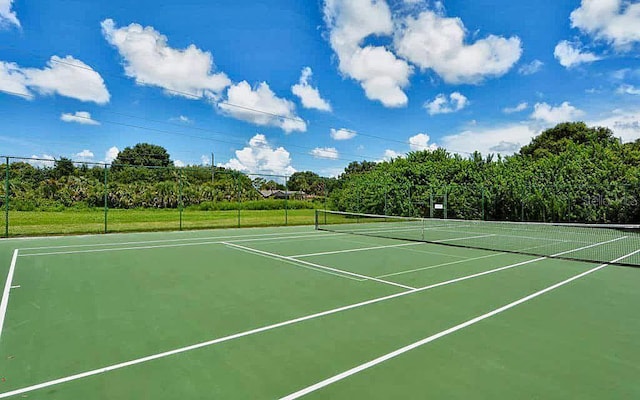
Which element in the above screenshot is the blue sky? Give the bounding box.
[1,0,639,177]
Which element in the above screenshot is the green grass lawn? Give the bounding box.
[2,208,316,236]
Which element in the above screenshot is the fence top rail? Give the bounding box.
[1,156,288,179]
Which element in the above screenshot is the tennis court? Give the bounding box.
[0,213,638,399]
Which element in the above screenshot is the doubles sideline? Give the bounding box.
[279,249,640,399]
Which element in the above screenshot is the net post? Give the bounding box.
[444,187,448,219]
[4,157,9,238]
[315,209,319,230]
[285,175,289,226]
[323,182,327,225]
[103,164,108,234]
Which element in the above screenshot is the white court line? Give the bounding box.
[279,249,640,400]
[290,234,495,259]
[437,234,496,242]
[377,252,506,278]
[377,241,564,279]
[18,230,329,251]
[223,242,416,291]
[225,242,363,282]
[18,233,344,257]
[291,242,425,258]
[0,252,553,399]
[0,249,19,339]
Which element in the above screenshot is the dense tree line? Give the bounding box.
[328,122,640,223]
[3,124,639,223]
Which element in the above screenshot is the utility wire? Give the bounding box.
[0,46,463,154]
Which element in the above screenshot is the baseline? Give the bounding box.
[18,229,329,251]
[0,250,19,338]
[18,232,344,257]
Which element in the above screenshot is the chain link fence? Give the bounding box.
[1,156,328,237]
[331,179,640,224]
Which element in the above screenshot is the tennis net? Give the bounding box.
[315,210,640,267]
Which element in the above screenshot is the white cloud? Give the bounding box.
[105,146,119,163]
[310,147,340,160]
[323,0,413,107]
[171,115,193,124]
[531,102,585,124]
[101,19,230,99]
[0,56,110,103]
[617,85,640,95]
[408,133,437,151]
[200,155,211,165]
[440,108,640,156]
[74,150,95,161]
[424,92,468,115]
[61,111,100,125]
[503,102,528,114]
[330,128,357,140]
[220,134,296,176]
[570,0,640,51]
[441,124,537,155]
[395,10,522,84]
[554,41,600,68]
[518,60,544,75]
[0,0,20,28]
[588,109,640,142]
[219,81,306,133]
[174,160,186,167]
[27,154,55,168]
[291,67,332,111]
[0,61,30,98]
[378,149,405,162]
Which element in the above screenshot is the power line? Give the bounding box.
[0,46,458,154]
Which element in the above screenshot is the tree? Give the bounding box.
[112,143,173,168]
[341,161,377,177]
[52,157,75,178]
[520,122,619,159]
[288,171,320,192]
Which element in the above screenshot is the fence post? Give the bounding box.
[236,175,241,228]
[481,186,485,221]
[4,157,9,238]
[103,164,108,234]
[285,176,289,226]
[429,190,433,219]
[179,169,183,231]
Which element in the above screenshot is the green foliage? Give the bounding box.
[53,157,76,179]
[4,125,640,224]
[329,123,640,223]
[113,143,173,169]
[192,200,315,211]
[288,171,337,195]
[520,122,619,159]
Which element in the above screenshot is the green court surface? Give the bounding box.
[0,225,638,399]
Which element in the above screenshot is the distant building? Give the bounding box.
[259,190,307,200]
